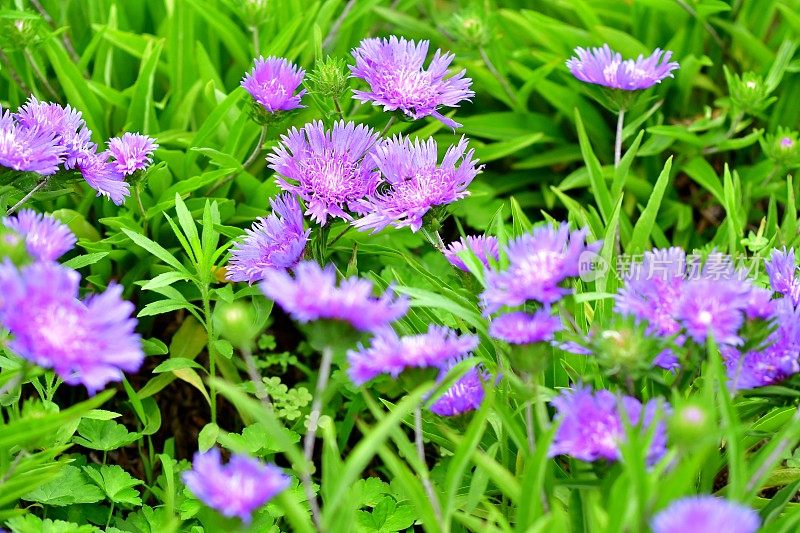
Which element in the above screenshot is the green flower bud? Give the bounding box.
[451,9,490,48]
[590,316,673,379]
[760,127,800,169]
[669,401,713,447]
[305,56,351,102]
[724,68,776,115]
[0,226,31,267]
[213,301,261,349]
[0,11,45,51]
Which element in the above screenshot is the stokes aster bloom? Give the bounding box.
[107,132,158,176]
[444,235,499,271]
[0,261,143,394]
[481,224,600,313]
[676,276,755,346]
[347,325,478,385]
[241,56,306,113]
[15,96,93,168]
[261,261,408,332]
[765,247,800,305]
[429,357,488,416]
[354,136,481,233]
[183,448,290,523]
[489,309,562,345]
[350,36,474,128]
[2,209,76,261]
[650,496,760,533]
[0,107,65,175]
[566,44,679,90]
[549,385,668,464]
[76,149,129,205]
[227,193,309,284]
[267,120,380,225]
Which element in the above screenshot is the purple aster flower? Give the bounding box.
[443,235,499,271]
[347,325,478,385]
[75,149,129,205]
[241,56,306,113]
[724,298,800,390]
[489,309,562,344]
[350,36,474,128]
[227,193,309,284]
[0,261,143,394]
[182,448,290,524]
[2,209,76,261]
[15,96,93,168]
[676,277,753,346]
[765,247,800,305]
[107,132,158,176]
[260,261,408,332]
[353,136,481,233]
[566,45,679,91]
[549,385,668,464]
[267,120,380,225]
[429,357,487,416]
[651,496,760,533]
[0,107,65,175]
[481,224,601,313]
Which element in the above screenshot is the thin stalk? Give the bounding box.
[251,25,260,56]
[614,108,626,168]
[302,345,333,531]
[379,116,396,138]
[414,406,443,525]
[326,224,354,250]
[524,373,536,452]
[322,0,356,50]
[29,0,84,69]
[0,49,32,97]
[333,98,345,121]
[479,46,518,108]
[202,291,217,424]
[241,345,272,407]
[24,50,59,100]
[674,0,724,48]
[134,182,148,231]
[242,126,268,169]
[7,178,48,215]
[421,227,446,252]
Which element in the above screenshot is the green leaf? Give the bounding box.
[83,464,142,506]
[22,466,104,506]
[575,108,613,223]
[73,419,139,452]
[122,228,189,274]
[152,358,205,374]
[628,156,673,253]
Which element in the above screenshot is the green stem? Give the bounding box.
[333,98,345,121]
[7,177,48,215]
[105,502,115,528]
[414,405,444,526]
[203,291,218,424]
[379,116,396,138]
[301,345,332,531]
[479,46,518,108]
[614,108,625,168]
[134,182,148,232]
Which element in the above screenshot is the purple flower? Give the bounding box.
[0,261,143,394]
[260,261,408,332]
[76,149,129,205]
[566,45,679,91]
[429,357,487,416]
[444,235,499,271]
[182,448,290,523]
[227,194,309,284]
[651,496,760,533]
[347,325,478,385]
[241,56,306,113]
[107,132,158,176]
[676,277,753,346]
[350,36,474,128]
[724,298,800,390]
[0,107,65,175]
[267,120,380,225]
[549,385,668,464]
[2,209,76,261]
[481,224,600,313]
[353,136,481,233]
[765,248,800,305]
[489,310,562,345]
[15,96,93,168]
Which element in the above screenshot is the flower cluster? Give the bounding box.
[182,448,290,523]
[3,96,157,204]
[566,44,679,91]
[549,385,668,464]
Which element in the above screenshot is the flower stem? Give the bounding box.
[421,227,446,252]
[333,98,345,121]
[414,405,443,525]
[524,373,536,453]
[241,345,272,407]
[479,46,518,108]
[302,345,333,531]
[379,116,396,138]
[202,291,217,425]
[614,108,626,168]
[242,126,268,169]
[7,177,48,215]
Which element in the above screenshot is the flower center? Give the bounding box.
[697,310,713,325]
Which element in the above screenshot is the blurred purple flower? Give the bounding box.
[182,448,290,523]
[0,261,142,394]
[765,247,800,305]
[429,357,488,417]
[107,132,158,176]
[443,235,499,272]
[489,309,562,345]
[350,36,474,128]
[676,277,753,346]
[354,136,481,233]
[241,56,306,113]
[76,149,129,205]
[651,496,760,533]
[227,193,309,284]
[15,96,93,168]
[267,120,380,225]
[549,385,668,464]
[566,44,679,91]
[2,209,76,261]
[347,325,478,385]
[260,261,408,332]
[0,107,65,175]
[481,224,600,313]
